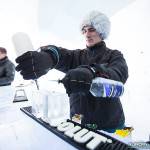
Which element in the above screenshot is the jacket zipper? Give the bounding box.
[92,50,95,55]
[88,50,95,123]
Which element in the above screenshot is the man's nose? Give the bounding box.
[85,31,91,38]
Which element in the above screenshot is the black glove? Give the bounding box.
[15,51,55,80]
[61,66,95,96]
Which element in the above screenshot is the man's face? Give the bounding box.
[0,52,6,60]
[82,26,102,47]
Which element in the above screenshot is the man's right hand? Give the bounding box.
[15,51,54,80]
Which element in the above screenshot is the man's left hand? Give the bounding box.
[61,66,94,96]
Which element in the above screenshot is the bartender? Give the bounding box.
[15,10,128,132]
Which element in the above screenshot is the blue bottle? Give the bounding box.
[90,77,124,98]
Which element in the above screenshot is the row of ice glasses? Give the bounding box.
[32,90,69,126]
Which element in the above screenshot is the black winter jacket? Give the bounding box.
[46,41,128,130]
[0,56,15,86]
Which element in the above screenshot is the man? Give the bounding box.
[0,47,15,86]
[15,11,128,132]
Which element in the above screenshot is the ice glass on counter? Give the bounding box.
[32,90,69,126]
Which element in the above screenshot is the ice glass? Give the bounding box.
[32,90,49,118]
[48,92,69,126]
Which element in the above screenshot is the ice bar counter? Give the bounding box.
[0,85,147,150]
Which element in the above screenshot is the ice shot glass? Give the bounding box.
[32,90,49,119]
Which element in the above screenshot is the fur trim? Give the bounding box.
[80,10,111,39]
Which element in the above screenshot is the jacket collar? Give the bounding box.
[0,56,8,64]
[86,41,107,54]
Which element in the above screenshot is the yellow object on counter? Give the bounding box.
[116,129,130,137]
[115,127,134,137]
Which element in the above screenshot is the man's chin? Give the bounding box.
[87,43,94,47]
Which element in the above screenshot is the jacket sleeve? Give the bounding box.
[41,45,82,73]
[95,50,128,84]
[0,62,15,85]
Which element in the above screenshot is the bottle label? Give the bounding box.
[103,83,123,98]
[113,84,124,97]
[103,83,112,97]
